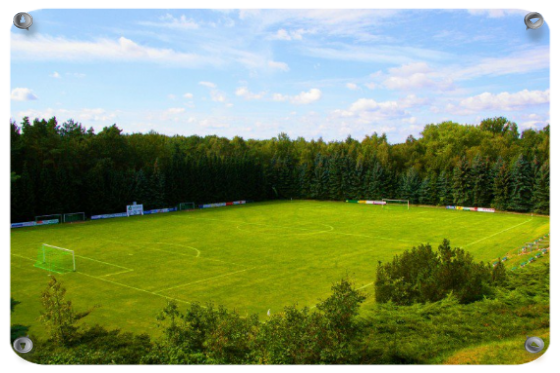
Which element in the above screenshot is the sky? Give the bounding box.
[10,9,550,143]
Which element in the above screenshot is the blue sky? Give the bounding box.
[11,9,549,143]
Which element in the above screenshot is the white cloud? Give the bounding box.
[268,60,290,72]
[11,34,215,68]
[273,88,322,105]
[11,88,38,101]
[167,108,185,114]
[139,13,200,29]
[455,89,549,112]
[292,89,322,104]
[168,94,176,100]
[50,71,61,78]
[271,28,307,40]
[199,81,229,105]
[16,108,116,123]
[235,87,266,100]
[272,29,292,40]
[346,83,359,90]
[183,93,193,99]
[381,62,454,91]
[210,91,227,103]
[450,48,549,80]
[332,94,428,124]
[199,81,217,88]
[461,5,543,18]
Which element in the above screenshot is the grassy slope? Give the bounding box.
[433,251,556,368]
[442,329,549,364]
[11,200,549,338]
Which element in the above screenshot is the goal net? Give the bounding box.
[382,199,410,210]
[34,244,76,273]
[63,212,86,223]
[35,214,62,223]
[178,202,196,211]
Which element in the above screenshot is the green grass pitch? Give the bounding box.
[11,200,550,337]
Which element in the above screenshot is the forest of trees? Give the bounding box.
[10,116,549,222]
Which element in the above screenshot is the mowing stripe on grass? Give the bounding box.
[463,219,533,248]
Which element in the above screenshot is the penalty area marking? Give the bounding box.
[154,266,260,294]
[463,218,533,248]
[76,271,195,306]
[104,239,200,257]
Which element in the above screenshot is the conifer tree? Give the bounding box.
[492,157,510,211]
[452,159,471,206]
[532,161,549,214]
[436,171,452,205]
[509,154,533,212]
[471,156,491,207]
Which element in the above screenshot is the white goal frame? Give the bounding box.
[63,212,86,223]
[40,244,76,272]
[382,199,410,210]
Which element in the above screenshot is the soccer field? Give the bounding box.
[10,200,550,337]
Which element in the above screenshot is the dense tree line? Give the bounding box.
[10,116,549,222]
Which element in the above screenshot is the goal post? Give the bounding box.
[382,199,410,210]
[178,202,196,211]
[63,212,86,223]
[34,244,76,273]
[35,214,62,223]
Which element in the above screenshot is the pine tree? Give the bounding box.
[419,174,438,205]
[436,171,452,206]
[399,167,421,203]
[532,161,549,214]
[492,157,510,211]
[471,156,491,207]
[38,166,58,215]
[151,159,166,208]
[509,154,533,212]
[452,159,471,206]
[134,169,151,206]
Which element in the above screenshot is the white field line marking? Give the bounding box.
[463,218,534,248]
[76,271,195,306]
[74,254,133,271]
[152,242,201,257]
[357,282,374,290]
[100,269,134,277]
[154,266,259,294]
[236,222,334,236]
[187,215,415,244]
[11,253,35,262]
[104,239,247,268]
